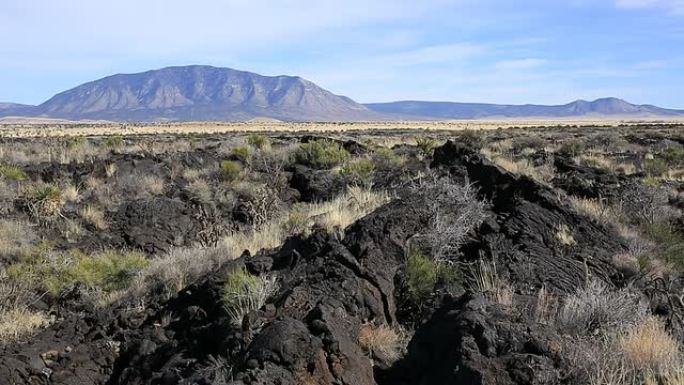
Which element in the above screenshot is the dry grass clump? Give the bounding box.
[0,307,49,341]
[129,247,226,300]
[618,316,681,377]
[558,280,647,336]
[140,175,166,196]
[568,316,683,385]
[79,205,108,230]
[481,149,554,183]
[555,223,577,246]
[568,196,622,226]
[471,259,513,306]
[359,324,406,363]
[105,163,118,178]
[185,179,214,205]
[0,219,36,257]
[0,269,49,341]
[307,186,390,234]
[61,184,80,203]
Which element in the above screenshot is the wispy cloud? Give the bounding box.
[615,0,684,15]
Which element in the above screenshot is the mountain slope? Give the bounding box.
[1,67,683,121]
[365,98,684,119]
[32,66,378,122]
[0,102,36,116]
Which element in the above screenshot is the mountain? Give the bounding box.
[0,102,35,116]
[27,65,380,122]
[1,66,682,122]
[364,98,684,119]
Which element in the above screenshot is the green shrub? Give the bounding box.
[7,250,149,295]
[558,139,586,157]
[102,135,124,149]
[283,208,309,235]
[294,140,349,169]
[223,268,278,325]
[644,158,669,177]
[643,223,684,272]
[416,137,437,158]
[220,161,243,182]
[458,129,485,149]
[511,137,544,154]
[64,136,86,149]
[231,146,253,163]
[0,164,27,181]
[661,146,684,166]
[372,147,405,168]
[26,184,64,221]
[339,158,375,187]
[405,251,438,304]
[247,134,271,150]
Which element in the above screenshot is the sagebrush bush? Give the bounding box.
[642,223,684,271]
[339,157,375,187]
[102,135,124,149]
[644,158,669,177]
[0,219,36,258]
[247,134,271,150]
[223,268,278,326]
[411,173,488,261]
[557,280,647,335]
[185,179,214,205]
[220,160,243,182]
[458,129,485,149]
[294,139,349,169]
[558,139,586,157]
[619,184,673,226]
[231,146,253,163]
[662,146,684,166]
[372,146,405,168]
[511,136,544,154]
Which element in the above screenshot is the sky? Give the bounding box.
[1,0,683,108]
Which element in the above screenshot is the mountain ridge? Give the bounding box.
[1,66,682,121]
[364,97,684,120]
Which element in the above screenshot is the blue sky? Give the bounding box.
[1,0,683,107]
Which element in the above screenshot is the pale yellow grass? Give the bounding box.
[0,120,671,138]
[0,219,35,256]
[61,184,80,203]
[129,187,390,302]
[359,324,405,363]
[140,175,166,196]
[79,205,108,230]
[568,196,622,226]
[618,316,681,377]
[222,186,390,255]
[555,224,577,246]
[483,151,554,183]
[0,308,49,341]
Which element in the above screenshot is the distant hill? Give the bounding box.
[1,66,683,122]
[21,66,381,122]
[0,102,35,116]
[364,98,684,119]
